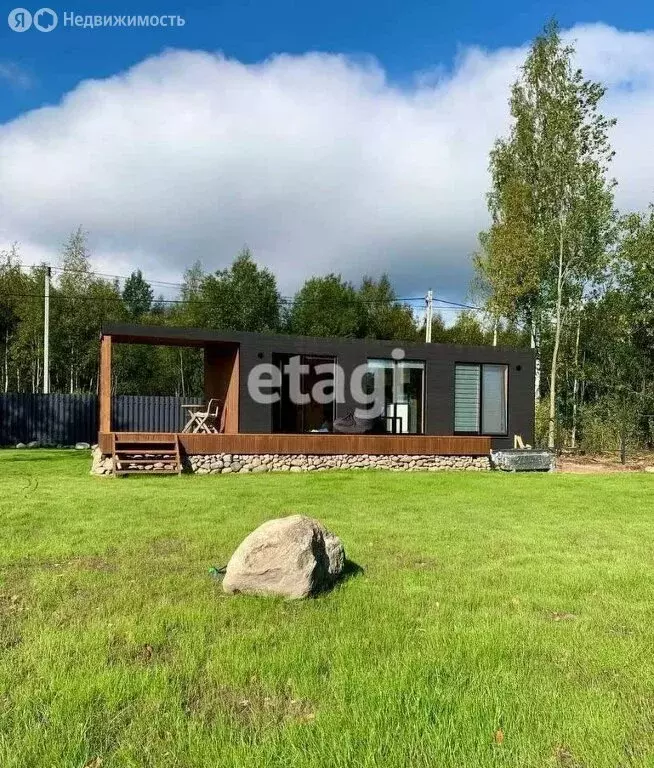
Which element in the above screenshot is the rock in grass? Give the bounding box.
[75,442,91,450]
[223,515,345,599]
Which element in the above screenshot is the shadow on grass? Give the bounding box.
[339,558,364,583]
[318,558,364,596]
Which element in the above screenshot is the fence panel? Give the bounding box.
[111,396,196,433]
[0,394,98,446]
[0,394,198,445]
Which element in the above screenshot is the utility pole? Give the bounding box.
[425,290,433,343]
[43,265,51,394]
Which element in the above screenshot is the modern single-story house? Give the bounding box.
[96,324,535,474]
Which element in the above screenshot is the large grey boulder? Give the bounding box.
[223,515,345,599]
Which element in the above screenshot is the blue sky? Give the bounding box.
[1,3,653,299]
[2,0,651,123]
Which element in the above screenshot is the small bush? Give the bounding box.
[577,400,641,454]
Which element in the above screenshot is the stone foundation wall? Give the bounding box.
[187,453,491,474]
[91,446,491,476]
[91,446,113,475]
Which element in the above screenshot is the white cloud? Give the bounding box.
[0,23,653,299]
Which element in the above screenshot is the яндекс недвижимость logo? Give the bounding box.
[8,7,58,31]
[7,9,185,30]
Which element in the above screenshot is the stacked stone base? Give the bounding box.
[91,446,113,476]
[187,453,491,474]
[91,446,491,476]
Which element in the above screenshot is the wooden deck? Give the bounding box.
[99,432,491,456]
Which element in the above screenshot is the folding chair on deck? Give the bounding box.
[193,398,222,433]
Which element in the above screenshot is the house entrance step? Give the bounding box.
[111,434,182,477]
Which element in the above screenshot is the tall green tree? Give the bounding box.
[475,21,616,447]
[55,227,93,392]
[288,275,364,337]
[122,270,154,318]
[192,249,281,333]
[358,275,418,341]
[618,206,654,357]
[0,244,44,392]
[54,228,124,392]
[445,311,489,346]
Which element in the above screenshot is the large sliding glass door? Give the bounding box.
[272,354,336,433]
[366,358,425,434]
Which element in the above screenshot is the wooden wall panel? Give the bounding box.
[101,432,490,456]
[224,347,239,434]
[204,344,239,433]
[99,335,112,433]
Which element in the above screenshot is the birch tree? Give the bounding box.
[475,21,615,447]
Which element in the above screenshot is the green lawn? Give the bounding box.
[1,450,653,768]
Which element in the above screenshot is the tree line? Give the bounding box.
[0,231,525,402]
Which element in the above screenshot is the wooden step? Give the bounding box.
[115,469,179,475]
[115,449,177,456]
[111,434,182,477]
[115,443,176,449]
[115,459,178,465]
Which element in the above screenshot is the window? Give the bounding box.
[454,363,507,435]
[454,364,480,433]
[365,359,425,434]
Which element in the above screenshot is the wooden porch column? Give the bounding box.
[99,334,112,433]
[204,343,240,434]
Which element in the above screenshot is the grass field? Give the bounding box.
[1,450,653,768]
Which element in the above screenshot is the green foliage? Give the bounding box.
[577,400,644,454]
[0,245,43,392]
[475,20,618,447]
[617,206,654,356]
[534,398,552,448]
[287,274,364,337]
[288,274,422,340]
[358,275,418,341]
[426,312,529,347]
[122,270,154,318]
[0,236,423,396]
[189,249,282,333]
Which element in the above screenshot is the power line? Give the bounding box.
[0,291,485,314]
[23,263,185,289]
[279,296,426,305]
[46,265,185,289]
[20,266,483,309]
[10,264,485,312]
[0,291,422,306]
[433,297,482,311]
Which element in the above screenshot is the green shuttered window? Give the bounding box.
[455,363,508,435]
[454,364,480,433]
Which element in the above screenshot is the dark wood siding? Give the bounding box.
[236,337,534,448]
[101,432,490,456]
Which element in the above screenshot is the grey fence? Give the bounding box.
[111,396,196,433]
[0,394,197,446]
